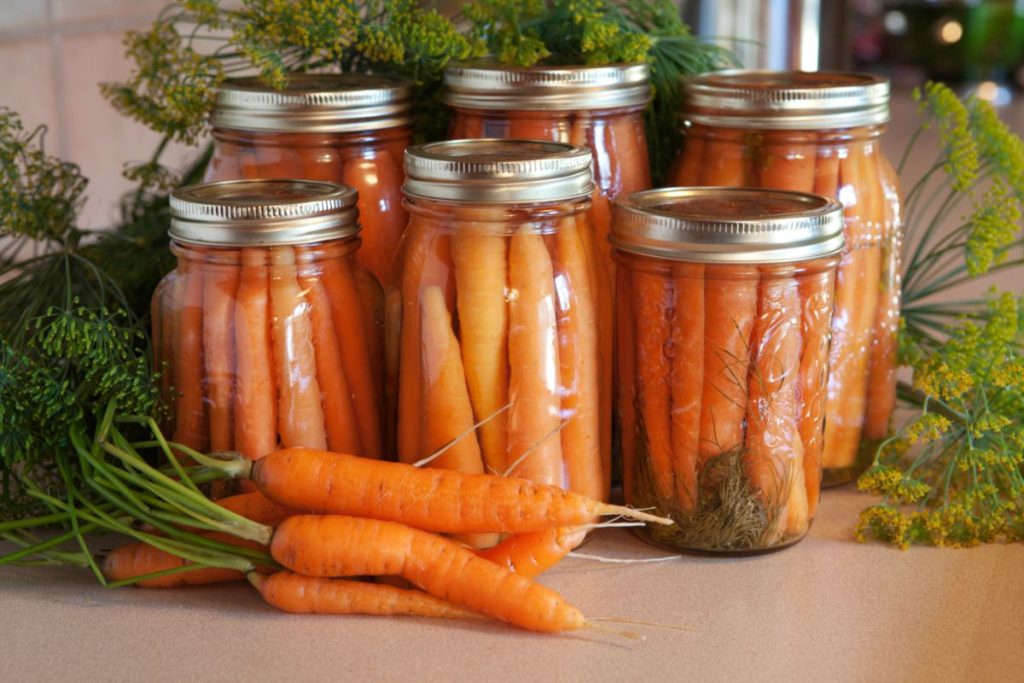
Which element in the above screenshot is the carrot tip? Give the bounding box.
[598,505,674,526]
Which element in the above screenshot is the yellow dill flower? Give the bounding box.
[966,181,1021,277]
[914,81,978,191]
[903,413,953,445]
[968,95,1024,200]
[855,505,911,549]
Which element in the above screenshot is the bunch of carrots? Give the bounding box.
[669,125,901,478]
[388,202,612,511]
[153,241,384,467]
[617,254,836,549]
[41,410,671,633]
[204,131,410,286]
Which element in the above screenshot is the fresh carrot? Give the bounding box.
[667,134,705,186]
[669,263,704,511]
[419,285,486,475]
[616,266,639,502]
[202,260,240,453]
[450,213,509,475]
[473,526,587,579]
[297,268,363,455]
[102,542,244,588]
[214,491,296,526]
[743,269,808,536]
[823,146,882,468]
[268,246,327,450]
[249,571,476,619]
[234,248,278,461]
[553,215,604,502]
[755,131,817,191]
[632,268,675,501]
[697,265,758,464]
[343,149,408,286]
[172,256,207,454]
[320,255,383,459]
[506,222,563,487]
[242,447,673,532]
[268,514,586,632]
[863,152,901,440]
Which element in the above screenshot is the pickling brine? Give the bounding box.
[154,180,384,467]
[389,140,610,506]
[670,70,901,486]
[204,74,412,286]
[612,188,845,552]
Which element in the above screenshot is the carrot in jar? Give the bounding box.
[505,112,570,142]
[202,260,240,453]
[669,263,704,511]
[342,149,407,286]
[450,214,509,476]
[350,261,385,413]
[755,131,817,192]
[268,245,327,450]
[616,266,639,501]
[506,222,563,487]
[698,128,751,186]
[697,264,758,463]
[151,274,175,418]
[172,256,207,454]
[234,248,278,460]
[796,268,833,517]
[668,134,706,186]
[813,140,841,198]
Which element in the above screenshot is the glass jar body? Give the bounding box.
[669,123,902,486]
[449,105,651,281]
[205,126,411,286]
[387,196,611,502]
[152,238,384,464]
[615,251,839,552]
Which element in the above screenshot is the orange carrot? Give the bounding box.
[506,222,563,487]
[823,146,882,468]
[214,491,296,526]
[234,248,278,461]
[203,142,245,182]
[606,111,652,197]
[343,149,408,286]
[863,152,900,440]
[506,113,570,142]
[320,256,383,459]
[697,265,758,464]
[473,526,587,578]
[350,261,385,412]
[668,133,705,186]
[553,215,603,502]
[244,447,672,532]
[249,571,476,619]
[698,128,751,186]
[268,246,327,450]
[450,214,509,475]
[298,269,363,455]
[268,514,586,632]
[419,285,486,475]
[755,131,817,192]
[796,268,834,517]
[151,274,175,420]
[202,260,240,453]
[743,270,808,537]
[616,266,639,502]
[632,268,675,501]
[172,256,207,453]
[669,263,704,511]
[102,542,243,588]
[813,139,842,198]
[456,112,487,139]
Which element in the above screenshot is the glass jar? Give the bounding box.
[669,71,901,487]
[612,187,845,552]
[204,74,413,287]
[390,139,609,503]
[443,63,652,282]
[154,180,384,464]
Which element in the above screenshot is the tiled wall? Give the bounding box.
[0,0,194,228]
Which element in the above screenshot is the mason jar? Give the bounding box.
[204,74,412,286]
[669,70,901,487]
[612,187,845,552]
[154,179,384,464]
[389,139,609,503]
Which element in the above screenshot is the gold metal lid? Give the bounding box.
[169,180,359,246]
[611,187,845,264]
[684,70,890,130]
[443,62,651,111]
[211,74,413,133]
[403,139,594,204]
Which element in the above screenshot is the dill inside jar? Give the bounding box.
[612,187,845,553]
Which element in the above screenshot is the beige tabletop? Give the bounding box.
[2,486,1022,682]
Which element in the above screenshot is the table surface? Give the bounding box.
[3,90,1024,682]
[2,487,1022,683]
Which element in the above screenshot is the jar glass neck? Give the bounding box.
[170,238,360,265]
[211,126,412,147]
[403,197,590,235]
[687,122,887,143]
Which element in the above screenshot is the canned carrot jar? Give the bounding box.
[390,139,610,504]
[205,74,412,286]
[443,63,652,281]
[154,180,384,464]
[669,71,901,487]
[612,187,845,553]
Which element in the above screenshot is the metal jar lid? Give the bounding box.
[443,62,651,111]
[211,74,413,133]
[403,139,594,204]
[611,187,845,264]
[169,179,359,246]
[683,70,890,130]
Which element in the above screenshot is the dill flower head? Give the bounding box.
[914,81,979,192]
[968,96,1024,200]
[965,180,1021,277]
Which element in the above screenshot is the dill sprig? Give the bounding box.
[857,82,1024,548]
